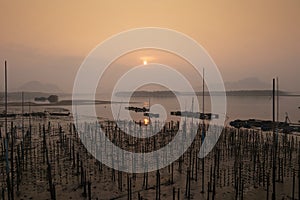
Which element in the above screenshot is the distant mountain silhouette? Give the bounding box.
[225,77,271,90]
[17,81,62,92]
[115,90,293,97]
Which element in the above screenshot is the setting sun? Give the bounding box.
[1,1,299,199]
[143,118,149,125]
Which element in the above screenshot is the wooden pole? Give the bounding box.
[10,123,14,200]
[22,92,24,140]
[5,138,11,200]
[156,170,161,200]
[292,170,295,200]
[4,61,8,139]
[4,60,11,200]
[201,68,205,194]
[272,78,276,200]
[298,145,300,200]
[267,174,270,200]
[202,68,205,120]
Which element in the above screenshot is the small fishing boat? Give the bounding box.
[0,113,17,118]
[49,112,70,116]
[23,112,47,117]
[144,112,159,118]
[170,111,219,120]
[125,106,149,113]
[46,108,70,116]
[229,119,300,133]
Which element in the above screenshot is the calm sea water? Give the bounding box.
[68,95,300,124]
[4,94,300,124]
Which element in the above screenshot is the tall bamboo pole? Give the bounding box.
[4,61,11,200]
[201,68,205,193]
[22,92,24,139]
[272,78,276,200]
[4,61,8,139]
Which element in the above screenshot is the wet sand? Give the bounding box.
[0,116,299,199]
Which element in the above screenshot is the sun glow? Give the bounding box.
[143,118,149,125]
[143,60,147,65]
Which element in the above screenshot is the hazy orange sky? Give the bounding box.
[0,0,299,92]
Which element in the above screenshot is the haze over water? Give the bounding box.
[0,2,300,199]
[0,1,300,93]
[5,93,298,125]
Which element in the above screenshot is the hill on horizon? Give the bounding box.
[16,81,63,93]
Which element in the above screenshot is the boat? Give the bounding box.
[143,112,159,118]
[170,111,219,120]
[0,113,17,118]
[45,108,70,116]
[49,112,70,116]
[229,119,300,133]
[23,112,47,117]
[125,106,149,113]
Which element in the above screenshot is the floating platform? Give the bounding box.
[125,106,149,113]
[143,112,159,118]
[170,111,219,120]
